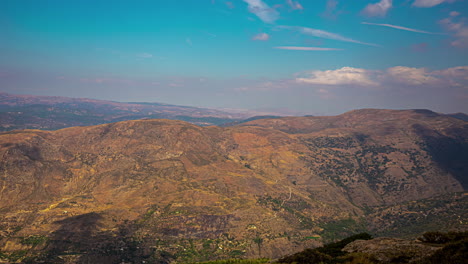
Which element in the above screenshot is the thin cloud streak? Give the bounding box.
[278,25,380,47]
[362,22,444,35]
[274,46,343,51]
[412,0,455,8]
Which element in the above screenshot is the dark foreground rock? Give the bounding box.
[343,237,441,263]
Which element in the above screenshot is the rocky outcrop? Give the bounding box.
[343,237,441,263]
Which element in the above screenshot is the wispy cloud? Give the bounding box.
[234,79,297,92]
[136,53,153,58]
[186,37,193,46]
[277,25,379,46]
[79,77,136,86]
[243,0,280,24]
[434,66,468,81]
[226,1,235,9]
[252,32,270,41]
[322,0,342,19]
[274,46,342,51]
[412,0,455,8]
[200,30,217,38]
[362,0,392,17]
[286,0,304,10]
[386,66,439,85]
[411,43,428,52]
[439,14,468,48]
[96,48,157,60]
[362,22,443,34]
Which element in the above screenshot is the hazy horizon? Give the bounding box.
[3,91,468,118]
[1,0,467,115]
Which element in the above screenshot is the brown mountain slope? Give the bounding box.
[0,109,467,263]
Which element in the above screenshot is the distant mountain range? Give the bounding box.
[0,108,467,263]
[1,92,466,133]
[0,92,295,131]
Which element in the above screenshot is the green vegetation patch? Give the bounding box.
[319,218,369,243]
[20,235,49,246]
[4,250,28,262]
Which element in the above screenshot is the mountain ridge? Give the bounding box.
[0,109,467,263]
[2,92,467,132]
[0,92,256,130]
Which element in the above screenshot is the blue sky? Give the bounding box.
[1,0,467,114]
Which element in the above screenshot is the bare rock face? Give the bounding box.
[0,109,467,262]
[343,237,441,263]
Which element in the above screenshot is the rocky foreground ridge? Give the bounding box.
[0,109,467,263]
[277,231,467,264]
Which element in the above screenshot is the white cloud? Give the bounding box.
[362,22,441,34]
[186,37,193,46]
[286,0,303,10]
[434,66,468,80]
[252,32,270,41]
[412,0,455,8]
[243,0,280,24]
[230,65,468,111]
[274,46,342,51]
[439,15,468,48]
[362,0,392,17]
[295,66,465,88]
[278,25,379,46]
[296,67,379,86]
[386,66,439,85]
[450,11,460,17]
[234,66,468,93]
